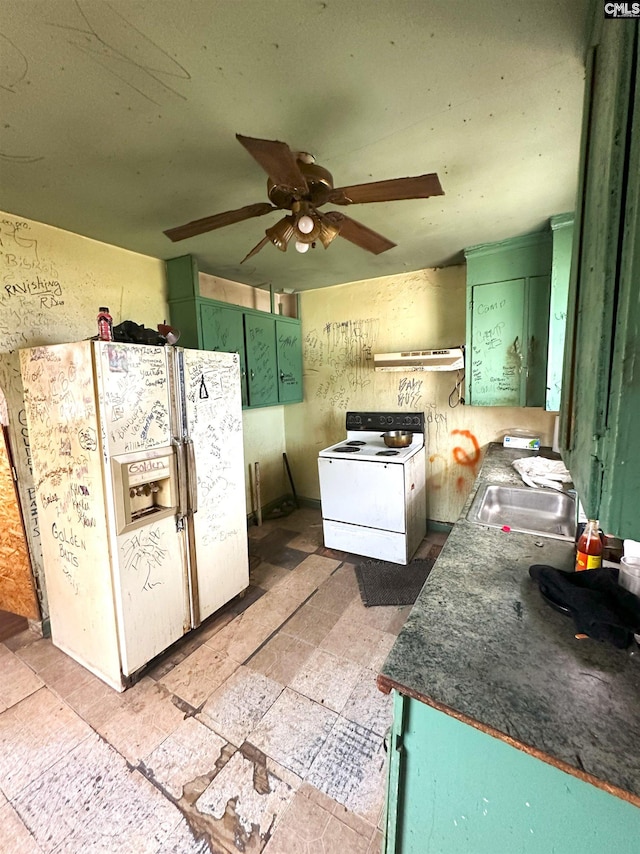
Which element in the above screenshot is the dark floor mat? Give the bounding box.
[355,557,436,607]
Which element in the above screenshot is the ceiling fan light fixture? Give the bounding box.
[294,241,310,254]
[294,214,321,244]
[265,216,295,251]
[317,217,342,248]
[297,214,315,234]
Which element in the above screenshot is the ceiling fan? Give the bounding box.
[164,134,444,262]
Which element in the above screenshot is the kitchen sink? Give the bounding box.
[466,483,576,541]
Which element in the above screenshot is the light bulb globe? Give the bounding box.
[297,215,315,235]
[295,241,310,254]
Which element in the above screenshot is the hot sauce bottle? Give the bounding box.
[575,519,603,571]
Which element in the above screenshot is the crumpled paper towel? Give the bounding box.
[512,456,572,490]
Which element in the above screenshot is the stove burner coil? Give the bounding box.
[334,446,361,453]
[376,449,400,456]
[346,441,366,446]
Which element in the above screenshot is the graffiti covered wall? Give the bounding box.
[284,266,556,524]
[0,209,167,617]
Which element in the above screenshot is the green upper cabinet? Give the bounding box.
[166,254,303,410]
[468,278,526,406]
[546,214,574,412]
[275,317,303,403]
[244,312,279,407]
[200,302,248,406]
[464,232,552,407]
[560,19,640,539]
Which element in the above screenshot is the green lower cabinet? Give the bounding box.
[385,691,640,854]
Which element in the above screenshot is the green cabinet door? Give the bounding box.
[596,40,640,539]
[244,313,279,406]
[526,274,551,408]
[546,215,574,411]
[560,21,637,525]
[465,232,552,407]
[200,303,248,406]
[468,279,526,406]
[385,691,640,854]
[275,317,303,403]
[467,275,550,407]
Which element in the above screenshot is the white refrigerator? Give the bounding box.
[20,341,249,691]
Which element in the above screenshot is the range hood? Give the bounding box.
[373,347,464,372]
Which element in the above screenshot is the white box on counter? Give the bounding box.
[503,436,541,450]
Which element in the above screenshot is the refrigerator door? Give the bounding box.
[20,342,123,689]
[112,507,189,675]
[94,342,190,677]
[95,342,172,456]
[178,348,249,623]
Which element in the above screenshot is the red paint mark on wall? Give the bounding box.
[451,429,481,493]
[451,430,480,467]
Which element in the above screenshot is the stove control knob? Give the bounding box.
[387,416,394,424]
[413,416,420,424]
[404,416,411,425]
[379,416,386,425]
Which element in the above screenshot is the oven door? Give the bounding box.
[318,457,406,532]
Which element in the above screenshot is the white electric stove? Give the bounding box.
[318,411,427,565]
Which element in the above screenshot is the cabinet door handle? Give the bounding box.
[279,370,285,382]
[513,336,524,374]
[250,369,255,381]
[527,335,536,378]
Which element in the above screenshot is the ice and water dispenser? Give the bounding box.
[112,448,178,534]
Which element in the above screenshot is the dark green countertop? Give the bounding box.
[379,442,640,802]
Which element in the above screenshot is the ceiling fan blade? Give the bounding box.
[323,212,396,255]
[328,173,443,205]
[236,134,309,195]
[164,202,277,242]
[240,236,270,264]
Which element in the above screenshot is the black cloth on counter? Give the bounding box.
[529,564,640,649]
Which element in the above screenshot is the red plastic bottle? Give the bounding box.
[575,519,603,571]
[97,306,113,342]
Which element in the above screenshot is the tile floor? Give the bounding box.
[0,508,446,853]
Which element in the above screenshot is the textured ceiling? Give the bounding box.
[0,1,589,292]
